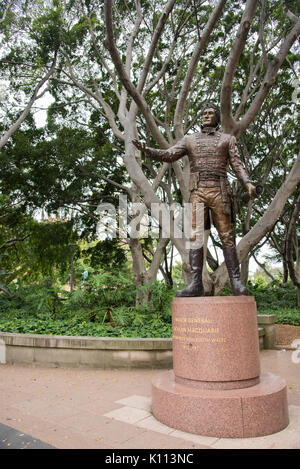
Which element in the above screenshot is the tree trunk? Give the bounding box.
[128,237,150,304]
[286,194,300,305]
[241,255,249,285]
[69,250,74,292]
[283,259,289,284]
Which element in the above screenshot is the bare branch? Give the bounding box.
[259,0,268,69]
[118,1,143,122]
[246,153,300,242]
[137,0,177,93]
[237,16,300,137]
[81,3,121,100]
[281,0,299,24]
[220,0,259,134]
[252,252,276,281]
[234,38,261,119]
[148,237,170,280]
[174,0,228,139]
[61,52,125,142]
[0,234,31,250]
[144,40,177,95]
[0,51,58,150]
[104,0,168,148]
[77,163,132,196]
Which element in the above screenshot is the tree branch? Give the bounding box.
[259,0,268,69]
[0,234,31,251]
[220,0,259,133]
[0,51,58,150]
[104,0,168,148]
[137,0,177,93]
[0,0,14,24]
[252,252,275,281]
[148,237,170,281]
[61,52,125,142]
[236,15,300,137]
[118,0,143,122]
[174,0,228,139]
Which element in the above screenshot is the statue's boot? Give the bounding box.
[176,248,204,297]
[223,246,248,296]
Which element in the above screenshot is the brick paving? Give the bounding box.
[0,349,300,450]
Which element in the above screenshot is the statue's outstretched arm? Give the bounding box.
[132,138,187,163]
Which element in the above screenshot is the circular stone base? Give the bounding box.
[152,371,289,438]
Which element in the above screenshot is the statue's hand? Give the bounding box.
[245,182,257,199]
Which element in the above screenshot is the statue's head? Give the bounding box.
[202,103,220,127]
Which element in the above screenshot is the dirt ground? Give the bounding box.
[275,324,300,346]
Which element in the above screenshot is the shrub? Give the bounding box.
[247,280,298,311]
[0,276,299,337]
[258,309,300,326]
[0,272,175,336]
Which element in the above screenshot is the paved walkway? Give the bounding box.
[1,349,300,450]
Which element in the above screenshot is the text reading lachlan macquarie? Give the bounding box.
[173,315,227,349]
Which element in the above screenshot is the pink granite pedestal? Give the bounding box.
[151,296,289,438]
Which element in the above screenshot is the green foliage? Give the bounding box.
[220,278,299,311]
[0,316,173,338]
[0,213,78,284]
[247,279,298,311]
[27,221,78,278]
[0,275,299,338]
[76,269,137,308]
[0,271,174,337]
[258,309,300,326]
[0,254,11,296]
[82,239,127,271]
[0,272,300,337]
[0,281,64,319]
[30,6,63,61]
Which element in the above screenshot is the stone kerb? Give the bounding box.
[0,332,172,370]
[0,338,6,364]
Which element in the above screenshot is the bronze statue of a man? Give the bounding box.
[133,104,256,297]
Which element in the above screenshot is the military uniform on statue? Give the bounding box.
[133,103,256,297]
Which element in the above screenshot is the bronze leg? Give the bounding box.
[176,190,206,297]
[208,188,248,296]
[176,248,204,297]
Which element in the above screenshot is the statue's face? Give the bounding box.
[202,108,217,127]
